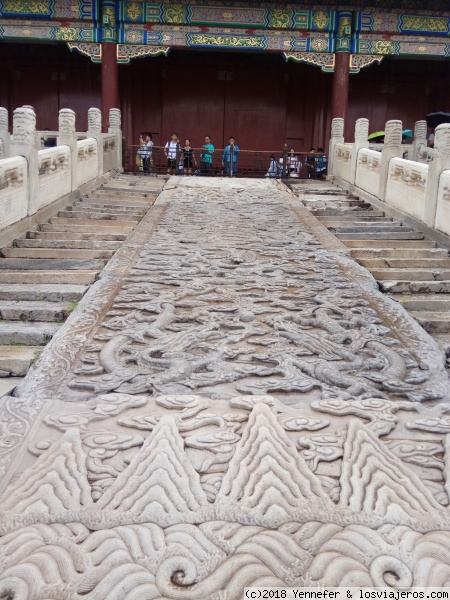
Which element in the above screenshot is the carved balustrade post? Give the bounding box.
[412,120,427,163]
[12,106,38,216]
[378,119,402,202]
[351,117,369,185]
[87,107,103,176]
[57,108,77,192]
[108,108,122,172]
[0,108,10,160]
[328,118,344,177]
[424,124,450,227]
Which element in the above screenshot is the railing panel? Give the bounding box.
[385,157,428,222]
[102,134,117,174]
[37,145,71,210]
[76,138,98,187]
[0,156,28,231]
[333,143,353,183]
[435,169,450,236]
[355,148,381,197]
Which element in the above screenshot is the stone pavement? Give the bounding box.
[1,176,450,598]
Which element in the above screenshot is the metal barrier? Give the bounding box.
[124,145,328,179]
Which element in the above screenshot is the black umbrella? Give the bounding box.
[426,112,450,129]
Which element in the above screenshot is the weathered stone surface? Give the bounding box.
[0,321,60,344]
[0,300,71,321]
[15,238,122,250]
[0,257,106,270]
[0,283,86,301]
[0,346,40,376]
[1,247,114,259]
[30,230,128,241]
[2,177,450,598]
[0,270,99,284]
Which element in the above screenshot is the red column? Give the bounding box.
[331,52,350,122]
[101,42,119,132]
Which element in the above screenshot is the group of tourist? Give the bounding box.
[137,133,326,178]
[266,147,327,179]
[138,132,239,176]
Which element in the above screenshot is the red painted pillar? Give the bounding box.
[331,52,350,122]
[101,41,118,132]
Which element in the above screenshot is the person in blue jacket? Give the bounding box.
[222,136,240,175]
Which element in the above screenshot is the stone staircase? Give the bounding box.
[289,179,450,364]
[0,174,164,394]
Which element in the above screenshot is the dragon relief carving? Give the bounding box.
[64,185,437,405]
[1,179,450,598]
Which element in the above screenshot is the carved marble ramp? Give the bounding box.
[289,178,450,363]
[1,176,450,599]
[0,174,164,394]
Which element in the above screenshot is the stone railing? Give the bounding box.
[333,143,353,183]
[385,157,428,222]
[329,117,450,233]
[76,138,98,188]
[0,105,122,233]
[37,145,71,210]
[102,134,117,174]
[436,170,450,237]
[0,156,28,229]
[355,148,380,197]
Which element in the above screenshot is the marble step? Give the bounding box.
[430,333,450,356]
[337,232,425,240]
[343,239,436,248]
[83,194,154,205]
[371,268,450,281]
[0,346,41,377]
[94,188,159,198]
[358,258,450,269]
[311,209,385,217]
[0,300,72,322]
[0,283,86,301]
[57,210,142,221]
[409,311,450,333]
[330,225,414,233]
[317,216,393,222]
[379,280,450,294]
[0,258,106,270]
[388,294,450,312]
[2,247,114,260]
[49,217,137,228]
[0,321,61,345]
[75,201,148,212]
[0,270,98,285]
[351,248,448,259]
[15,239,122,250]
[39,223,133,234]
[0,377,25,395]
[68,203,147,214]
[28,230,128,241]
